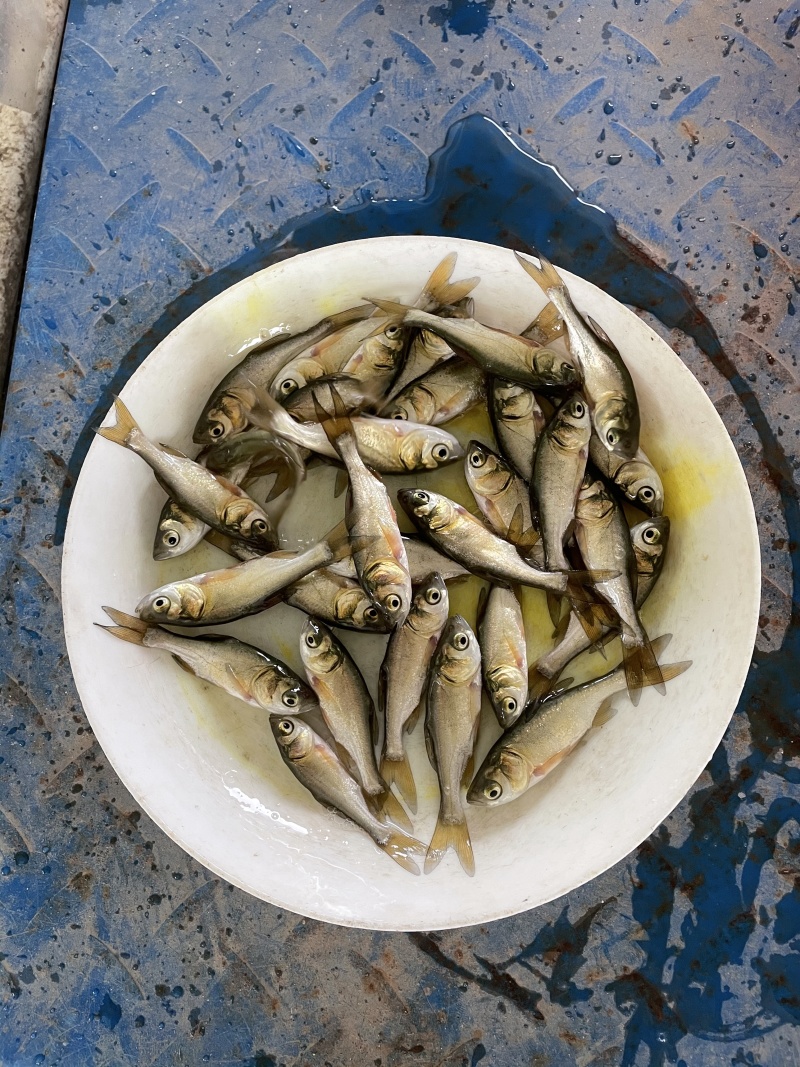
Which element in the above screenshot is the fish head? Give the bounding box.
[408,572,449,635]
[221,500,274,549]
[631,516,670,575]
[153,513,203,561]
[271,715,314,760]
[397,489,454,532]
[384,395,417,421]
[466,439,512,496]
[193,392,251,445]
[364,560,411,627]
[417,430,463,471]
[576,475,614,521]
[486,667,527,727]
[550,393,591,449]
[467,748,528,806]
[530,348,581,388]
[493,381,532,423]
[271,362,311,399]
[615,459,665,516]
[415,329,452,361]
[253,668,318,716]
[332,586,388,631]
[136,582,206,623]
[594,396,639,460]
[300,617,341,675]
[436,615,481,685]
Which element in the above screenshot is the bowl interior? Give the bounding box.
[62,236,759,930]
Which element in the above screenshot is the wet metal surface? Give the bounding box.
[1,0,799,1063]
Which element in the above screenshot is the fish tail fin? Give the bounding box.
[528,665,557,706]
[523,300,565,344]
[322,519,355,562]
[96,606,150,644]
[514,250,563,293]
[380,752,418,813]
[379,788,414,833]
[377,830,423,875]
[327,302,376,328]
[424,813,475,877]
[311,382,356,454]
[437,277,480,306]
[96,396,139,448]
[364,295,415,322]
[420,252,457,305]
[621,632,666,707]
[545,590,563,630]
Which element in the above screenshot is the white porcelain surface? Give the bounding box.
[62,236,760,931]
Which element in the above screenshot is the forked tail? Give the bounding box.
[380,751,418,813]
[96,396,141,449]
[622,631,666,706]
[424,810,475,877]
[377,828,425,875]
[96,606,151,644]
[420,252,479,310]
[378,788,414,834]
[514,250,564,295]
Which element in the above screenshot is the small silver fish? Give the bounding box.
[528,516,670,702]
[398,489,571,596]
[243,384,463,473]
[315,388,412,628]
[136,522,350,626]
[468,635,689,808]
[588,436,664,516]
[299,618,385,798]
[465,439,535,545]
[153,497,209,561]
[370,298,581,392]
[382,361,485,425]
[285,569,391,632]
[271,319,404,398]
[478,586,528,728]
[424,615,483,876]
[99,397,277,551]
[489,379,546,483]
[193,304,375,443]
[574,476,664,703]
[99,607,317,715]
[271,716,424,874]
[531,393,590,571]
[379,574,449,811]
[516,252,640,459]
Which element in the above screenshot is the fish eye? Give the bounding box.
[282,692,299,707]
[251,519,267,534]
[642,527,659,544]
[572,401,585,417]
[385,324,402,339]
[432,444,450,462]
[469,449,486,467]
[277,719,294,735]
[415,491,430,503]
[392,410,407,420]
[503,697,517,715]
[425,587,442,604]
[364,606,380,622]
[305,631,319,648]
[453,632,469,650]
[164,532,180,547]
[485,782,503,800]
[607,430,617,446]
[560,362,573,376]
[210,423,225,438]
[384,594,402,612]
[152,596,170,613]
[640,487,655,503]
[280,378,298,395]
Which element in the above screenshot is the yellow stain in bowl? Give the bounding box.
[658,441,726,522]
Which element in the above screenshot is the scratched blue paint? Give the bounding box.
[1,0,798,1063]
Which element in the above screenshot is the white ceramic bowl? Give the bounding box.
[62,236,759,931]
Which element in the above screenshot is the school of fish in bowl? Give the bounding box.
[96,251,691,878]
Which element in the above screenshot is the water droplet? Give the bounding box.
[726,139,736,149]
[595,149,604,158]
[603,100,615,115]
[650,101,659,110]
[781,243,789,253]
[607,153,623,166]
[735,12,744,24]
